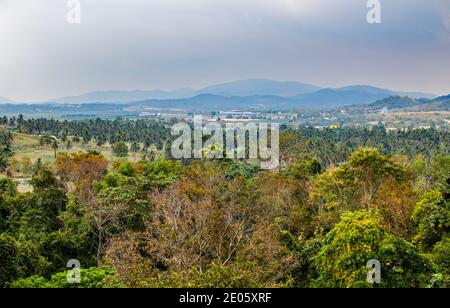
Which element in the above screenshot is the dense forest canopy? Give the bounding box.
[0,117,449,288]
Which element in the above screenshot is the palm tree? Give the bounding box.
[52,139,58,158]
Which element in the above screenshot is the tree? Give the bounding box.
[0,233,19,287]
[55,151,108,205]
[39,135,54,147]
[52,139,59,158]
[0,131,13,173]
[72,135,81,143]
[309,148,408,231]
[106,162,299,288]
[411,155,450,193]
[430,156,450,191]
[112,141,128,158]
[116,161,135,177]
[432,237,450,287]
[20,156,32,175]
[130,142,139,153]
[371,178,417,238]
[345,148,405,205]
[412,190,450,251]
[88,187,134,265]
[56,152,108,187]
[32,158,43,175]
[313,211,433,288]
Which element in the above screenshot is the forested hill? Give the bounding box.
[366,96,427,109]
[344,94,450,112]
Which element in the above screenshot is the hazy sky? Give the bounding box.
[1,0,449,102]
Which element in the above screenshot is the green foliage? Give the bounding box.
[39,135,54,147]
[0,130,13,172]
[0,233,19,287]
[412,190,450,251]
[9,267,117,288]
[1,122,449,289]
[1,167,71,279]
[56,197,97,267]
[130,142,140,153]
[280,127,450,167]
[117,161,135,177]
[186,264,255,288]
[309,148,410,233]
[348,148,405,180]
[313,211,433,288]
[112,141,129,157]
[103,172,119,188]
[430,156,450,191]
[284,159,322,179]
[141,263,261,288]
[432,237,450,287]
[12,117,170,150]
[142,159,183,188]
[0,178,17,198]
[225,161,259,180]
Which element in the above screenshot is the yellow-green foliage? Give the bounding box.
[313,211,433,288]
[412,190,450,251]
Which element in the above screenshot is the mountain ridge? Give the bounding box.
[342,94,450,112]
[43,79,436,105]
[48,79,321,104]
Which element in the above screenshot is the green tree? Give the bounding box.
[0,131,13,173]
[313,211,433,288]
[116,161,135,177]
[412,190,450,251]
[310,148,408,232]
[112,141,128,158]
[130,142,139,153]
[39,135,54,147]
[72,135,81,143]
[0,233,19,287]
[432,237,450,287]
[52,139,59,158]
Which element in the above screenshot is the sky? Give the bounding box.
[0,0,449,102]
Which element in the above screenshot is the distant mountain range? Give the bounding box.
[49,79,321,104]
[433,94,450,102]
[290,86,397,109]
[52,88,197,104]
[197,79,321,97]
[0,93,448,118]
[122,84,436,111]
[44,79,435,105]
[1,79,444,117]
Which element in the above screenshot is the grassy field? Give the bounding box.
[10,132,145,164]
[6,132,151,192]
